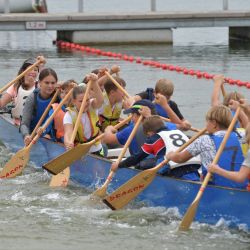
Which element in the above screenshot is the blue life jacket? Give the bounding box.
[206,132,247,189]
[231,110,240,128]
[30,89,55,139]
[154,103,169,118]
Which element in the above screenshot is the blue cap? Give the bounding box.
[123,99,155,114]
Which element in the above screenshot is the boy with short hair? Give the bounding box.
[111,115,200,180]
[167,105,247,189]
[135,78,191,130]
[208,99,250,190]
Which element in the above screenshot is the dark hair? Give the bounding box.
[104,76,126,94]
[143,115,164,134]
[61,79,78,90]
[14,58,37,90]
[39,68,58,82]
[82,69,100,83]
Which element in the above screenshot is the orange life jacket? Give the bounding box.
[51,103,65,139]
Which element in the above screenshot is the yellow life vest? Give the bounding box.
[67,106,100,144]
[99,92,122,131]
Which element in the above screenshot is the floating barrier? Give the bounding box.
[55,40,250,89]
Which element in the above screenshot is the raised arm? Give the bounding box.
[211,74,224,107]
[154,93,183,125]
[88,73,104,109]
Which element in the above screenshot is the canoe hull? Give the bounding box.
[42,137,250,230]
[1,114,249,229]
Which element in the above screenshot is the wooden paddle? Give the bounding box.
[0,56,45,94]
[43,115,132,175]
[92,115,143,198]
[49,80,93,187]
[178,106,241,231]
[103,127,207,210]
[0,88,73,179]
[105,71,130,98]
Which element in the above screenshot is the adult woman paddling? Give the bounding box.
[20,68,59,146]
[0,58,39,125]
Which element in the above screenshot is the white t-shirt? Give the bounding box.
[63,110,102,153]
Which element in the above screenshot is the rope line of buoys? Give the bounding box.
[55,40,250,89]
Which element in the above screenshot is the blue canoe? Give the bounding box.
[0,113,249,230]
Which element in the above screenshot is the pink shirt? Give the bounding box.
[6,85,17,99]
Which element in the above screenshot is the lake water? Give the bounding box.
[0,1,249,249]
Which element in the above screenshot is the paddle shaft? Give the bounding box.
[117,115,143,163]
[70,80,93,143]
[160,116,200,133]
[26,88,73,150]
[95,115,143,194]
[105,71,130,98]
[179,106,241,231]
[0,58,44,94]
[30,89,60,139]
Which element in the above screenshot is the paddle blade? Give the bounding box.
[0,148,30,178]
[92,172,115,198]
[103,168,157,210]
[49,167,70,187]
[179,199,199,231]
[43,143,91,175]
[179,174,211,231]
[92,186,108,199]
